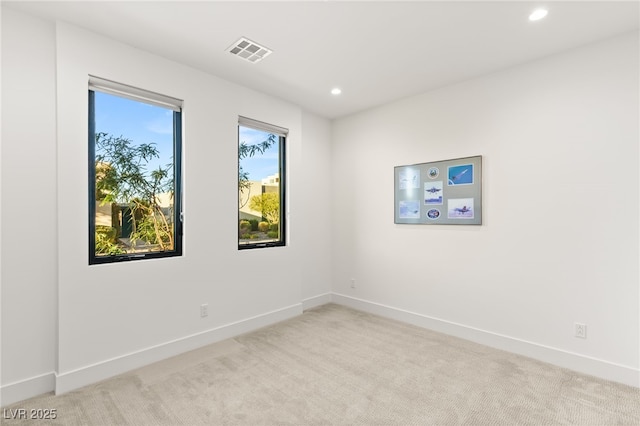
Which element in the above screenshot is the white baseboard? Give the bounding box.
[55,303,303,395]
[1,372,55,407]
[302,293,332,311]
[331,293,640,388]
[5,294,637,406]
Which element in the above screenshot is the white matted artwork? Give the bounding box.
[398,168,420,190]
[424,181,443,205]
[394,155,481,225]
[448,198,474,219]
[399,200,420,219]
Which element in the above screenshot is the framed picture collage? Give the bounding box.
[394,155,482,225]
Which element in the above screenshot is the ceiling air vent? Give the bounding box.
[226,37,272,63]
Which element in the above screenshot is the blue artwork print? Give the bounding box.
[426,209,440,220]
[448,164,473,185]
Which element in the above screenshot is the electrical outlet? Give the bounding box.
[200,304,208,318]
[574,323,587,339]
[350,278,356,289]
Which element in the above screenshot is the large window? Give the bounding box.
[238,117,287,249]
[89,77,183,264]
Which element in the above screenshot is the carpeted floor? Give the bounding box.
[3,303,640,425]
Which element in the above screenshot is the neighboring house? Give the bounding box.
[95,191,174,239]
[239,176,279,222]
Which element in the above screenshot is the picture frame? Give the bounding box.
[394,155,482,225]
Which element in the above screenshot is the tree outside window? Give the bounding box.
[89,80,182,264]
[238,120,286,248]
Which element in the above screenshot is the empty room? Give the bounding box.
[1,1,639,424]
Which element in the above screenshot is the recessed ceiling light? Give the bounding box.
[331,88,342,95]
[529,8,548,21]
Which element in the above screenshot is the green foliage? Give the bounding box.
[258,221,269,232]
[249,219,259,231]
[238,133,276,208]
[249,193,280,225]
[95,133,172,204]
[128,199,173,248]
[95,132,175,253]
[269,223,279,232]
[267,231,279,239]
[239,220,251,232]
[95,226,124,255]
[240,233,260,240]
[96,225,116,240]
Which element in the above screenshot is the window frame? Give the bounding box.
[238,117,287,250]
[88,77,183,265]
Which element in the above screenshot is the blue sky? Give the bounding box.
[95,92,278,181]
[239,126,279,181]
[95,91,174,174]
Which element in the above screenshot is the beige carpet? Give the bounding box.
[3,304,640,425]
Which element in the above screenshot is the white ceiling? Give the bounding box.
[5,1,639,119]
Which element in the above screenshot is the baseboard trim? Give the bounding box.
[302,293,332,311]
[331,293,640,388]
[1,372,55,407]
[55,303,303,395]
[6,294,637,406]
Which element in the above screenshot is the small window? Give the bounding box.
[88,77,183,264]
[238,117,287,249]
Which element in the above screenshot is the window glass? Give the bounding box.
[89,83,182,264]
[238,122,286,248]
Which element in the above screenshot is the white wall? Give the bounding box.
[299,112,333,308]
[1,7,332,404]
[1,8,58,403]
[331,32,639,387]
[2,5,638,407]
